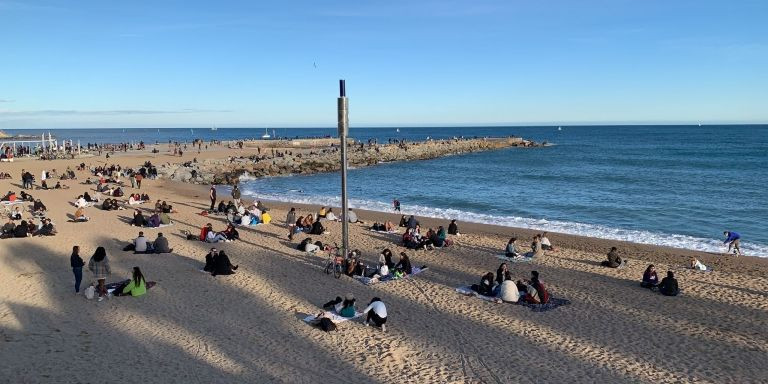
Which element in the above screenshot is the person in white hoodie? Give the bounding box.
[498,272,519,303]
[363,297,388,331]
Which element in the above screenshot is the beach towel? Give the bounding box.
[368,229,399,234]
[302,311,364,324]
[105,280,157,294]
[517,297,571,312]
[496,254,534,263]
[456,286,500,303]
[354,266,427,286]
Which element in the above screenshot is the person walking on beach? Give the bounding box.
[70,246,85,294]
[393,199,401,212]
[723,231,741,256]
[232,185,241,206]
[209,185,217,211]
[129,173,136,189]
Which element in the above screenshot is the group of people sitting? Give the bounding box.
[128,193,151,205]
[471,266,550,304]
[216,200,272,227]
[402,225,448,250]
[351,249,417,280]
[312,294,388,331]
[101,198,123,211]
[0,218,56,238]
[122,231,173,254]
[74,192,100,207]
[202,247,238,276]
[641,264,680,296]
[185,222,239,243]
[131,208,173,228]
[504,233,556,258]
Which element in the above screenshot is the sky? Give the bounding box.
[1,0,767,129]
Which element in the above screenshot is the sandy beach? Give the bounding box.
[1,146,767,383]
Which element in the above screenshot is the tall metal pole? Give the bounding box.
[337,80,350,257]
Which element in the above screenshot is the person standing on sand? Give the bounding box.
[129,173,136,188]
[393,199,401,212]
[209,185,217,211]
[286,207,296,240]
[232,185,241,206]
[70,246,85,293]
[723,231,741,256]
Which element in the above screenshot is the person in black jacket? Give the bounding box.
[471,272,495,296]
[658,271,679,296]
[448,219,459,235]
[394,252,412,275]
[70,245,85,293]
[204,248,217,272]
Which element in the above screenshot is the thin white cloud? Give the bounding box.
[0,109,232,117]
[0,99,14,103]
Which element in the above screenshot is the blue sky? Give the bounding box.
[1,0,767,128]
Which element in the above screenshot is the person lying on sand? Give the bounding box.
[322,293,357,318]
[690,258,708,271]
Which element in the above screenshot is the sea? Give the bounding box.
[4,125,767,256]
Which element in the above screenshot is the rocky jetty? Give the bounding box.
[157,137,544,185]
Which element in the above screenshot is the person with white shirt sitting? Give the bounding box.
[363,297,388,331]
[134,231,149,253]
[74,195,88,208]
[540,232,558,252]
[498,272,519,303]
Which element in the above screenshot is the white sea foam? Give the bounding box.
[242,190,768,257]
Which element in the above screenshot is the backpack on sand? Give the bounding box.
[84,285,95,300]
[319,317,337,332]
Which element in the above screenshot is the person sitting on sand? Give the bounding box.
[159,210,172,225]
[295,216,306,232]
[448,219,460,235]
[211,250,238,276]
[132,209,147,227]
[317,206,327,219]
[54,181,69,190]
[471,272,495,296]
[363,297,387,331]
[690,258,708,271]
[13,220,29,238]
[153,232,171,253]
[379,248,395,269]
[1,218,15,237]
[206,226,229,243]
[74,195,88,208]
[33,199,47,215]
[10,206,22,220]
[261,210,272,224]
[431,226,447,247]
[35,218,56,236]
[406,215,418,229]
[310,219,326,235]
[133,231,149,253]
[601,247,624,268]
[527,271,550,304]
[499,272,519,303]
[74,206,89,222]
[345,208,361,224]
[496,263,509,286]
[398,215,407,227]
[402,228,419,249]
[394,252,413,275]
[641,264,659,289]
[322,294,357,318]
[527,235,544,258]
[324,208,338,221]
[505,237,522,257]
[540,232,557,252]
[83,191,97,203]
[204,248,217,272]
[118,267,147,297]
[222,224,239,241]
[658,271,679,296]
[112,187,124,197]
[146,211,161,228]
[297,237,320,253]
[303,214,314,229]
[216,201,226,214]
[1,191,17,201]
[128,194,142,205]
[520,280,540,304]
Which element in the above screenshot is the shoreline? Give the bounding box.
[160,178,768,275]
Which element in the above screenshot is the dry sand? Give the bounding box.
[1,147,767,383]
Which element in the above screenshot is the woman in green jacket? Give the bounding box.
[121,267,147,297]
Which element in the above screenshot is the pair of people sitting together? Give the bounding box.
[189,223,238,243]
[203,247,238,276]
[128,193,150,205]
[132,209,172,228]
[123,231,172,254]
[641,264,680,296]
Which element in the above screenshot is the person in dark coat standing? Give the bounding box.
[209,185,217,211]
[70,245,85,293]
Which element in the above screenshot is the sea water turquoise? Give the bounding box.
[5,126,767,256]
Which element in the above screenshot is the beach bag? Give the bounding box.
[84,285,95,300]
[319,317,336,332]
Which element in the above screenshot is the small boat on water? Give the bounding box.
[261,128,271,139]
[211,125,217,131]
[558,126,562,131]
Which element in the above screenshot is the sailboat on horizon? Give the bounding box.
[211,124,217,131]
[261,128,271,139]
